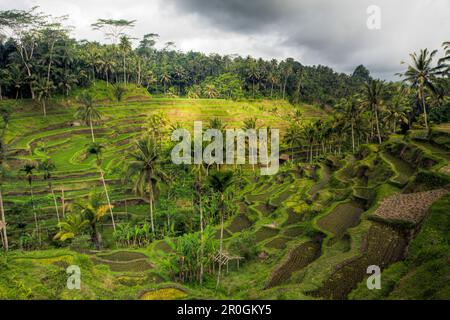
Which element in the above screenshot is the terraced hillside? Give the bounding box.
[2,91,324,245]
[1,90,449,300]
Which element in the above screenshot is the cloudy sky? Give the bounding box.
[1,0,449,79]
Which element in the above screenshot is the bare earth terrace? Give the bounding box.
[371,189,448,225]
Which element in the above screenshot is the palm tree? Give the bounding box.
[399,49,445,131]
[204,84,218,99]
[35,77,55,117]
[384,92,410,133]
[112,83,127,102]
[301,123,316,163]
[53,213,89,242]
[72,193,111,249]
[338,95,361,152]
[21,163,39,234]
[438,41,450,75]
[38,158,61,228]
[192,163,207,285]
[242,117,258,170]
[119,35,132,83]
[160,71,171,94]
[284,124,301,161]
[125,136,168,235]
[86,142,116,231]
[208,170,233,289]
[362,80,384,144]
[75,92,102,142]
[267,71,279,98]
[100,51,116,86]
[248,64,260,98]
[0,138,8,251]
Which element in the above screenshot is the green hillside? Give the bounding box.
[1,88,449,299]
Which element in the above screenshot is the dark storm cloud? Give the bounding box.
[169,0,295,32]
[166,0,450,78]
[4,0,450,79]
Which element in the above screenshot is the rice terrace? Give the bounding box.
[0,2,450,302]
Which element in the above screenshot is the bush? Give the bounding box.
[113,83,127,102]
[228,231,258,260]
[405,170,450,192]
[69,235,92,251]
[429,103,450,124]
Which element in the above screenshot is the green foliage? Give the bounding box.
[405,170,450,192]
[429,102,450,124]
[228,231,258,260]
[165,227,217,283]
[113,223,152,247]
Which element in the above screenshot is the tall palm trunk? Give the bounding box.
[29,181,40,243]
[374,105,382,144]
[198,168,205,285]
[49,182,61,230]
[216,193,225,290]
[421,86,429,131]
[199,189,204,285]
[61,187,65,218]
[351,121,355,153]
[0,187,8,251]
[89,117,95,143]
[91,223,101,250]
[100,169,116,231]
[148,179,155,235]
[42,99,47,118]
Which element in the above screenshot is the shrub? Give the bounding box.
[429,103,450,124]
[113,83,127,102]
[69,235,92,251]
[405,170,450,192]
[228,231,258,260]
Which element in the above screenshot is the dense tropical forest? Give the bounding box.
[0,7,449,300]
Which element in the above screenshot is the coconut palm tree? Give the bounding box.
[204,84,218,99]
[21,163,39,234]
[362,80,384,144]
[35,77,55,118]
[338,95,362,152]
[53,213,89,242]
[192,162,207,285]
[86,142,116,231]
[125,136,168,236]
[75,92,102,142]
[0,139,8,251]
[38,158,61,228]
[99,51,116,86]
[284,124,301,161]
[242,117,258,170]
[399,49,446,131]
[72,193,111,249]
[384,91,410,133]
[160,70,171,94]
[300,123,316,163]
[208,170,233,289]
[438,41,450,75]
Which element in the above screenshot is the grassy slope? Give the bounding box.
[349,193,450,300]
[2,83,325,242]
[1,85,449,300]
